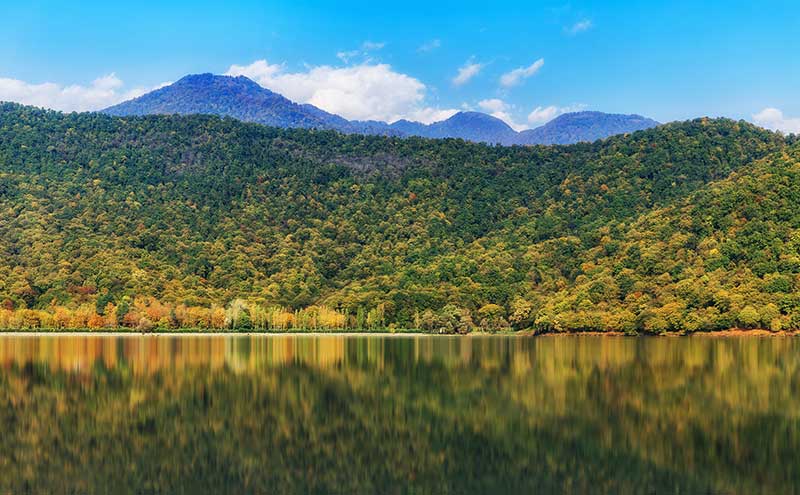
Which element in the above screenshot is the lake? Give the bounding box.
[0,334,798,494]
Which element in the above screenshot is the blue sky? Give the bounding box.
[2,0,799,131]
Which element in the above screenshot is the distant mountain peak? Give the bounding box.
[549,110,654,125]
[176,72,215,82]
[451,111,506,122]
[173,73,266,91]
[446,111,515,130]
[387,111,518,144]
[517,111,660,145]
[104,73,353,131]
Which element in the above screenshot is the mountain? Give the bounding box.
[103,73,400,136]
[390,112,518,144]
[103,73,658,145]
[516,111,660,145]
[2,102,797,333]
[105,73,341,128]
[396,111,659,146]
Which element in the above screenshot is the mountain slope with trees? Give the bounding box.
[0,103,795,332]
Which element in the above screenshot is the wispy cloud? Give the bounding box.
[226,59,457,124]
[336,50,361,63]
[336,41,385,63]
[361,40,385,51]
[753,107,800,134]
[565,19,593,35]
[417,39,441,52]
[452,60,484,86]
[499,58,544,88]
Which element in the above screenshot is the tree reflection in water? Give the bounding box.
[0,335,798,494]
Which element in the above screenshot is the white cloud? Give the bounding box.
[477,98,528,131]
[361,41,385,51]
[226,60,283,82]
[404,107,458,123]
[566,19,593,35]
[0,73,166,112]
[500,58,544,88]
[528,106,561,125]
[336,50,361,63]
[226,59,457,124]
[452,61,484,86]
[336,41,385,63]
[417,39,441,52]
[478,98,507,113]
[753,107,800,134]
[527,104,587,126]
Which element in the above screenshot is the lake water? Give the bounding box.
[0,334,798,494]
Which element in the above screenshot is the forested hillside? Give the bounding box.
[0,102,796,332]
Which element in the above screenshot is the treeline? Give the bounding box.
[1,103,798,333]
[0,295,792,333]
[0,297,518,333]
[0,298,387,332]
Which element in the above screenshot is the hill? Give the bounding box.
[103,74,658,145]
[0,103,794,333]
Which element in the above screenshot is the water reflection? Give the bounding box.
[1,334,798,494]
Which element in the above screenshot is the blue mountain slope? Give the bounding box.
[516,111,660,145]
[392,112,518,144]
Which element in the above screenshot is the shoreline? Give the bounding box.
[0,329,797,337]
[526,329,800,338]
[0,331,429,338]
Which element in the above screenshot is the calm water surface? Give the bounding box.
[1,334,798,494]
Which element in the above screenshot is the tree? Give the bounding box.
[225,299,252,330]
[509,298,533,330]
[477,304,510,332]
[738,306,761,329]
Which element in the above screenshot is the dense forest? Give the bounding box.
[0,102,798,332]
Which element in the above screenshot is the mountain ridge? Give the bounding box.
[103,73,660,145]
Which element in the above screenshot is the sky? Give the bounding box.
[1,0,799,132]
